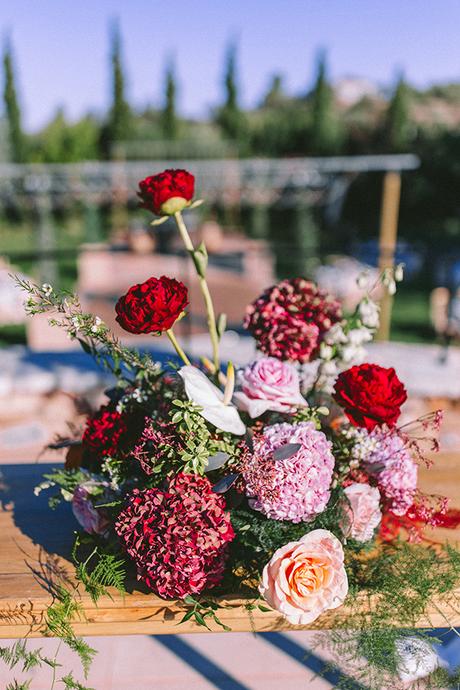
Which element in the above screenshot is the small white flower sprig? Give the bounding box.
[14,276,162,381]
[310,264,404,393]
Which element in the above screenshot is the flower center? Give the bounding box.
[287,557,331,597]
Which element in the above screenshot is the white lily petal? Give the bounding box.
[233,391,274,418]
[178,366,246,435]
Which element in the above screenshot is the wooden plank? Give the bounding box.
[0,460,459,639]
[376,170,402,342]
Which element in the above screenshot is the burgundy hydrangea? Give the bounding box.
[82,406,129,461]
[115,473,234,599]
[132,420,183,476]
[244,278,342,363]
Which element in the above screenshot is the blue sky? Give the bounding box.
[2,0,460,131]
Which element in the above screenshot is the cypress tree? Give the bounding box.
[309,50,341,155]
[263,74,284,108]
[2,38,26,162]
[385,75,411,152]
[216,41,246,143]
[162,59,178,140]
[103,19,131,157]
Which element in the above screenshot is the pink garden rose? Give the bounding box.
[233,357,307,418]
[343,483,382,542]
[260,529,348,625]
[72,483,109,535]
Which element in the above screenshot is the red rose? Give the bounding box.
[333,363,407,431]
[138,169,195,216]
[115,276,188,334]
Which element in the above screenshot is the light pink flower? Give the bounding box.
[234,357,307,418]
[242,422,335,523]
[260,529,348,625]
[72,483,109,535]
[343,483,382,542]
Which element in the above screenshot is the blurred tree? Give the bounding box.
[262,74,285,108]
[100,19,131,158]
[2,38,26,162]
[309,50,342,155]
[216,41,247,145]
[29,109,99,162]
[161,58,178,140]
[384,74,412,152]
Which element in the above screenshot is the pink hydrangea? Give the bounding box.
[244,278,342,363]
[354,427,418,517]
[242,421,335,522]
[115,473,234,599]
[233,357,307,418]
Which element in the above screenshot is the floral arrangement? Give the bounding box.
[10,167,460,690]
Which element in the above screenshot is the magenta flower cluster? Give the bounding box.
[115,473,234,599]
[242,421,335,523]
[244,278,342,363]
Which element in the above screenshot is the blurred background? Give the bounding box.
[1,2,460,687]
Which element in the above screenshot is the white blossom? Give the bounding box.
[395,637,442,683]
[324,323,348,345]
[319,342,334,360]
[179,365,245,435]
[358,299,380,329]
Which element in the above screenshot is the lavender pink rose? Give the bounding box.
[72,483,109,535]
[233,357,307,418]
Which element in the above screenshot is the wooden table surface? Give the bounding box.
[1,458,459,639]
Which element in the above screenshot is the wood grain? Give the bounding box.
[0,459,459,639]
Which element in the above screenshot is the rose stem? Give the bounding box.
[165,328,191,366]
[173,210,220,372]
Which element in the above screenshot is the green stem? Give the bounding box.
[166,328,191,366]
[174,210,220,371]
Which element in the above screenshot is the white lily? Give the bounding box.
[178,365,246,436]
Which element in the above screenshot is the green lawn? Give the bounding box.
[390,288,435,343]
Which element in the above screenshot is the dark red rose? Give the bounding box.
[115,276,188,334]
[333,363,407,431]
[138,169,195,216]
[82,407,128,460]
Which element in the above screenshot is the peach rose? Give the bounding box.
[259,529,348,625]
[343,483,382,543]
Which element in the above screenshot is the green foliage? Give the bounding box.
[101,19,131,158]
[262,74,285,108]
[60,673,95,690]
[35,467,88,509]
[15,277,162,382]
[384,75,412,152]
[29,110,100,163]
[2,38,26,162]
[44,586,96,677]
[73,539,127,604]
[0,641,58,673]
[162,60,178,140]
[268,200,319,278]
[179,595,230,632]
[309,50,342,155]
[170,398,239,474]
[6,682,31,690]
[216,41,247,145]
